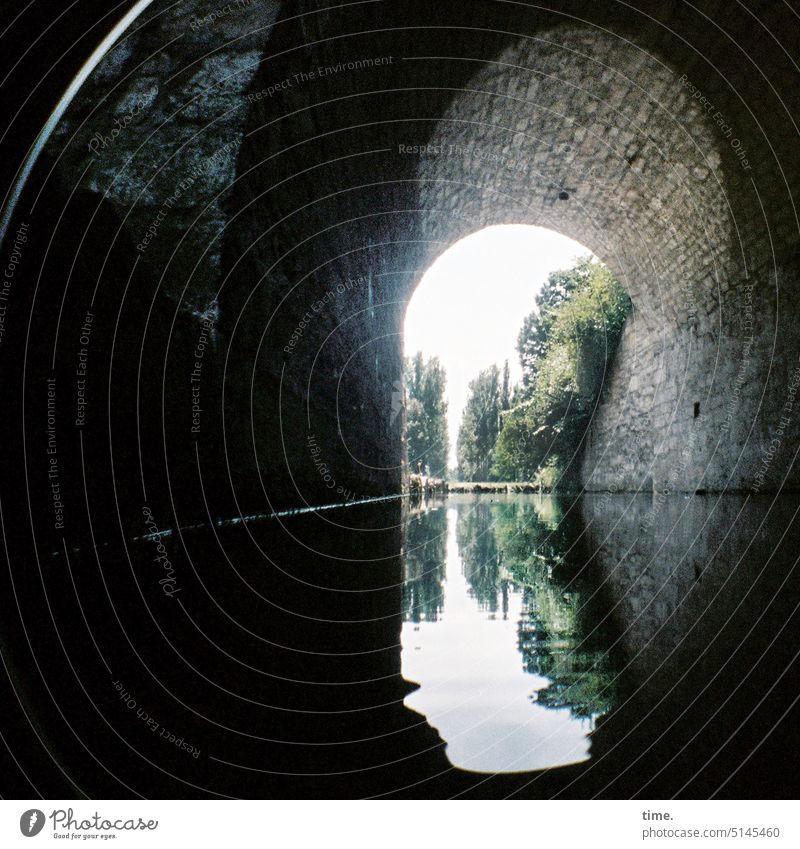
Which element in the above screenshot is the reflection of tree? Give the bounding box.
[493,499,619,721]
[456,503,509,615]
[518,594,617,719]
[402,508,447,622]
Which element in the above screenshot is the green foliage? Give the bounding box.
[405,352,449,476]
[456,364,502,481]
[493,258,631,487]
[517,262,588,392]
[402,506,447,622]
[492,499,619,720]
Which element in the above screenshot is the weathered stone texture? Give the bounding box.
[49,0,279,310]
[45,0,800,508]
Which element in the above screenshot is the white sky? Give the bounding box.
[404,225,591,467]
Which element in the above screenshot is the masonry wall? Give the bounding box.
[43,0,800,514]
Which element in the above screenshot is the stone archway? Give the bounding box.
[223,1,799,509]
[410,25,734,494]
[3,0,800,801]
[33,0,800,516]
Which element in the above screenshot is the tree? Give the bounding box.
[456,364,502,481]
[501,359,511,411]
[517,260,590,393]
[493,258,631,487]
[404,352,449,476]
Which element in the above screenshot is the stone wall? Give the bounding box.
[42,0,800,513]
[47,0,279,310]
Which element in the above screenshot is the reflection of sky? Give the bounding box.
[0,1,155,242]
[401,508,591,773]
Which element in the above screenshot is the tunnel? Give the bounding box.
[1,0,799,801]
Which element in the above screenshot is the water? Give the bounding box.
[396,491,800,796]
[4,491,800,798]
[401,499,615,773]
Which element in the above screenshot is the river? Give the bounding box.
[4,492,799,798]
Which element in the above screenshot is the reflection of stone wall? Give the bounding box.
[583,494,800,680]
[582,493,800,796]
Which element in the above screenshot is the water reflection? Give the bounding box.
[400,495,619,773]
[8,491,798,797]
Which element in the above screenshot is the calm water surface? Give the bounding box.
[6,491,799,798]
[401,496,619,773]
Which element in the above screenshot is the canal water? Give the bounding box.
[3,492,799,798]
[401,497,617,773]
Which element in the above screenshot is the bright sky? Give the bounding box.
[404,225,591,467]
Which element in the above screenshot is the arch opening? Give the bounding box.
[403,223,595,481]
